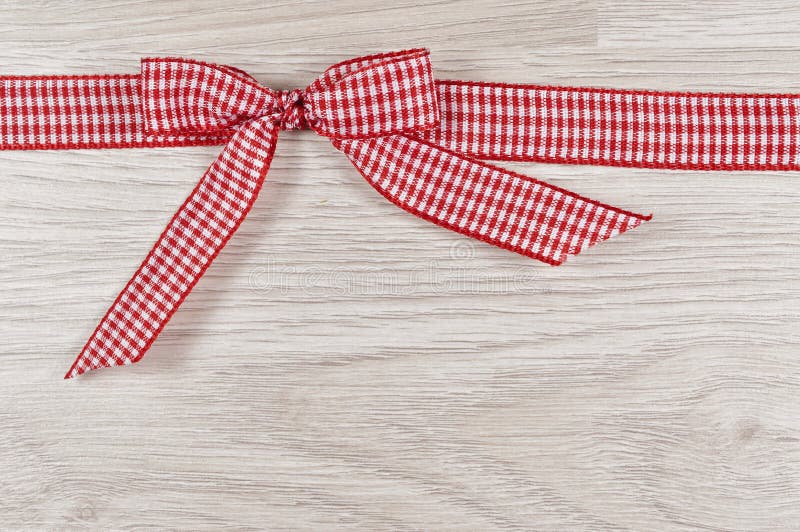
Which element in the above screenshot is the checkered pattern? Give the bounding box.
[140,58,275,135]
[0,50,659,378]
[59,49,452,377]
[0,74,230,150]
[335,135,648,266]
[65,116,279,378]
[306,48,439,138]
[422,81,800,170]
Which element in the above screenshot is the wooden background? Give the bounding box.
[1,1,799,529]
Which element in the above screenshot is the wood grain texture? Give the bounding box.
[1,1,799,530]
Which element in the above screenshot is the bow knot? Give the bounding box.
[274,89,308,131]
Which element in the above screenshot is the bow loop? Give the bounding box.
[303,48,440,139]
[139,50,440,140]
[140,57,276,136]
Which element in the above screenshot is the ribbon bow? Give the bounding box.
[3,49,658,378]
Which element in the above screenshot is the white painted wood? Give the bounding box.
[1,1,799,529]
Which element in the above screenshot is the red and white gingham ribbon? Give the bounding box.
[3,49,796,378]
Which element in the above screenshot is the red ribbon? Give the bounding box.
[3,49,793,378]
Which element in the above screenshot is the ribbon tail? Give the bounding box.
[65,117,279,378]
[332,135,650,266]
